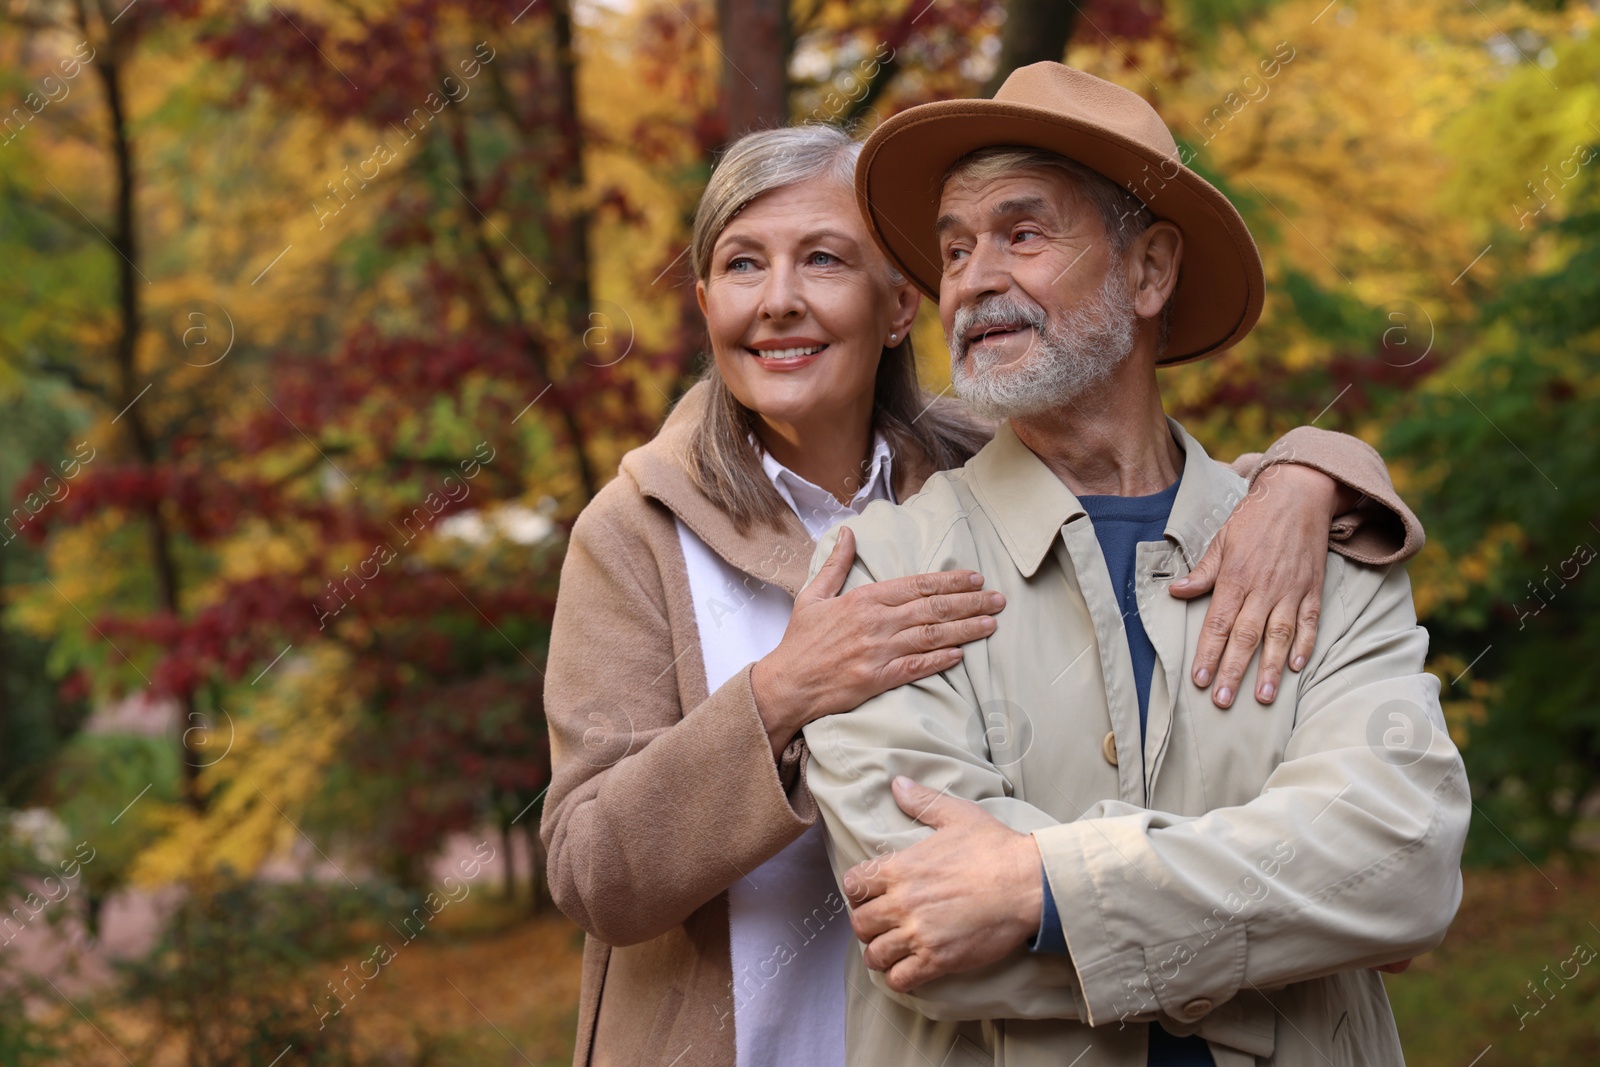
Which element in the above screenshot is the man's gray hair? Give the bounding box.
[941,145,1173,353]
[942,146,1156,260]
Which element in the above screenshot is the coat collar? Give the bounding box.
[968,416,1244,579]
[621,380,942,597]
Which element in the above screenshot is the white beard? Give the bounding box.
[949,270,1138,420]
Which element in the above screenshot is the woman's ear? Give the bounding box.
[889,281,921,345]
[695,278,710,318]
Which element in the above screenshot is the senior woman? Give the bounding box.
[540,124,1423,1067]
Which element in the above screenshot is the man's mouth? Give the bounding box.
[966,323,1032,346]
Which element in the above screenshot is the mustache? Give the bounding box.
[950,295,1048,358]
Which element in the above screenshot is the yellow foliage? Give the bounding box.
[130,642,364,886]
[1410,521,1523,619]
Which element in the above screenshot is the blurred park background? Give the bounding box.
[0,0,1597,1062]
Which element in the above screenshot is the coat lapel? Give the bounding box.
[620,380,947,599]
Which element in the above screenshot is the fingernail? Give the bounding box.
[969,573,984,587]
[1292,655,1306,671]
[1259,683,1275,702]
[1216,686,1232,706]
[987,592,1005,609]
[1194,668,1210,686]
[894,775,913,789]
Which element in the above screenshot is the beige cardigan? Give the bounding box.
[539,380,1423,1067]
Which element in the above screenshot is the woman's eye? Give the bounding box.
[808,251,837,266]
[728,257,754,272]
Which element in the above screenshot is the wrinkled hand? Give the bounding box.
[752,527,1004,759]
[1169,464,1352,708]
[842,777,1042,993]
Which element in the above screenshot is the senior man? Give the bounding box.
[799,64,1470,1066]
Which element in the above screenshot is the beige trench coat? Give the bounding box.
[542,381,1427,1066]
[801,419,1468,1067]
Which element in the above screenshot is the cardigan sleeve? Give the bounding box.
[539,479,816,948]
[1228,426,1424,566]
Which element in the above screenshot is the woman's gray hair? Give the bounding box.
[683,125,988,532]
[690,125,904,285]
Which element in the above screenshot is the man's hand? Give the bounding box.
[1170,463,1358,709]
[842,777,1043,993]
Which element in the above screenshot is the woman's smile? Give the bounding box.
[747,337,830,369]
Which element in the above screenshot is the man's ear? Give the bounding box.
[1131,220,1182,323]
[695,278,710,318]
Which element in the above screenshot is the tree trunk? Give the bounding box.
[547,0,601,502]
[714,0,790,136]
[982,0,1080,97]
[501,811,516,902]
[525,822,546,917]
[86,9,208,812]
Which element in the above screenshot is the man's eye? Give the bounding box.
[1014,229,1041,243]
[944,247,969,263]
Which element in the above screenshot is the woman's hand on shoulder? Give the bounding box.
[751,526,1004,758]
[1169,464,1353,708]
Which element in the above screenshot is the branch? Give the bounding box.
[34,357,111,403]
[837,50,901,127]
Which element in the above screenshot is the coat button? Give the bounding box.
[1101,731,1118,766]
[1181,997,1213,1019]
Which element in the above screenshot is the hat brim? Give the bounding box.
[855,98,1265,366]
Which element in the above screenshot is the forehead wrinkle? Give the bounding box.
[989,195,1059,223]
[936,189,1073,240]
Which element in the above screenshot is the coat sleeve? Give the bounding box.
[1034,560,1470,1027]
[539,482,816,948]
[1228,426,1424,566]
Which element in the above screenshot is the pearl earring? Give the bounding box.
[889,332,898,343]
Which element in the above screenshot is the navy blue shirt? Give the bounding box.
[1031,476,1214,1066]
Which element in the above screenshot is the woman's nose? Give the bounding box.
[758,262,805,320]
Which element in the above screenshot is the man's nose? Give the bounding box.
[951,239,1012,311]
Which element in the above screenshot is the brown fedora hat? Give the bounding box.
[855,62,1265,365]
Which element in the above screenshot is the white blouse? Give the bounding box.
[674,433,895,1067]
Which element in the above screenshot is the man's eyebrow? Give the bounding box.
[990,195,1059,222]
[935,195,1061,241]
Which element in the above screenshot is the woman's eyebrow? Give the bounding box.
[716,228,859,252]
[716,232,764,252]
[795,228,859,247]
